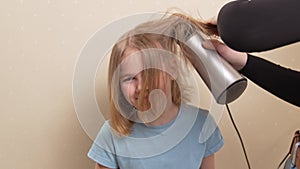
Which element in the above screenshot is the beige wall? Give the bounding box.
[1,0,299,169]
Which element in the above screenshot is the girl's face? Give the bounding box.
[119,47,173,110]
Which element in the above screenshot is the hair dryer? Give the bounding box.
[177,24,247,104]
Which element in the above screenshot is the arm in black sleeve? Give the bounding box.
[240,54,300,107]
[217,0,300,52]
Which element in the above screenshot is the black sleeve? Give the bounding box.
[240,54,300,107]
[217,0,300,52]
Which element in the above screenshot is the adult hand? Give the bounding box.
[202,39,248,71]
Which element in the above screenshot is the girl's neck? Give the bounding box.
[147,102,179,127]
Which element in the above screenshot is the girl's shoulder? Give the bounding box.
[97,120,114,138]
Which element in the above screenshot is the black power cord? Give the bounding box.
[225,104,251,169]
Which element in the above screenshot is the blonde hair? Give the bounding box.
[107,12,218,136]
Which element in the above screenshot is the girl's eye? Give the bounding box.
[122,76,136,82]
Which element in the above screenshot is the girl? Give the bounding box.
[88,12,224,169]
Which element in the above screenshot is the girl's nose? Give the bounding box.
[135,74,143,92]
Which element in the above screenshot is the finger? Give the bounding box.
[205,16,217,25]
[201,39,222,50]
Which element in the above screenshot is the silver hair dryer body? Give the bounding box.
[183,32,247,104]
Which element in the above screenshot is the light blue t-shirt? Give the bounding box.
[88,104,224,169]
